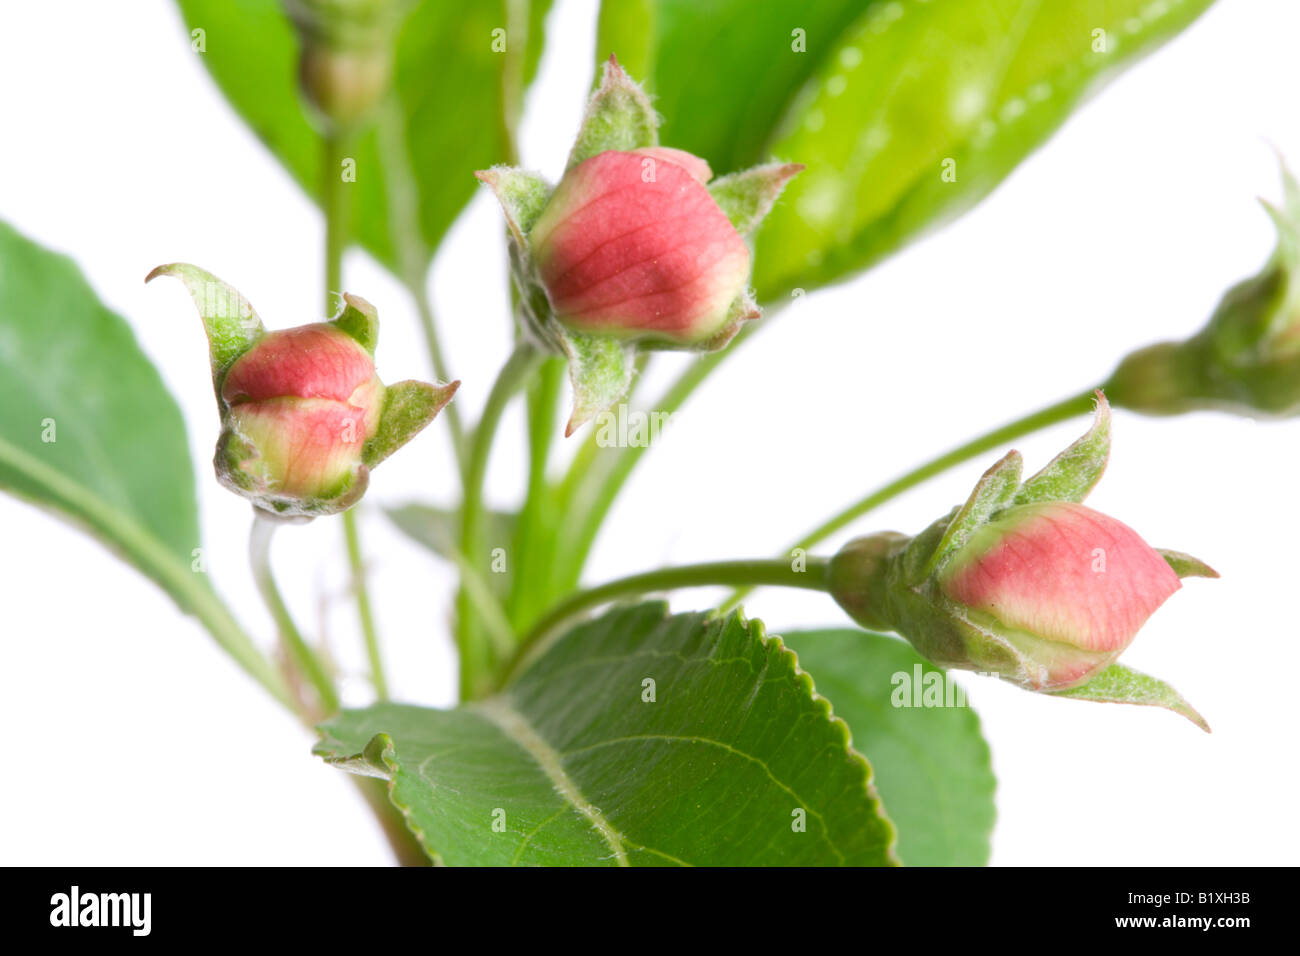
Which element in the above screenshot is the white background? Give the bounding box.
[1,0,1297,866]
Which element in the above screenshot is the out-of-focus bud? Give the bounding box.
[476,56,802,434]
[1107,160,1300,418]
[827,394,1216,729]
[147,263,458,519]
[282,0,414,131]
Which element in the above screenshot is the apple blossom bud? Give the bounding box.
[938,501,1182,689]
[528,149,752,346]
[827,394,1215,725]
[147,264,457,519]
[1107,158,1300,418]
[476,55,800,434]
[282,0,414,131]
[217,322,384,511]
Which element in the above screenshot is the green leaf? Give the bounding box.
[1051,663,1210,732]
[386,501,517,566]
[0,221,285,701]
[173,0,553,277]
[316,603,898,865]
[1011,391,1110,507]
[600,0,1217,301]
[782,628,996,866]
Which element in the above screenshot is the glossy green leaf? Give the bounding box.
[316,603,898,865]
[0,221,284,700]
[782,628,996,866]
[600,0,1217,301]
[173,0,553,277]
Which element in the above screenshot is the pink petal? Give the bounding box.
[222,324,375,405]
[942,502,1181,654]
[530,151,750,343]
[229,398,371,498]
[632,147,713,184]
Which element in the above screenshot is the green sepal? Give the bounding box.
[558,329,635,436]
[708,163,804,238]
[924,450,1022,578]
[1050,663,1210,733]
[641,290,760,354]
[145,262,264,398]
[331,292,380,354]
[566,55,659,170]
[1010,391,1110,507]
[1158,548,1220,579]
[362,379,460,468]
[475,166,554,247]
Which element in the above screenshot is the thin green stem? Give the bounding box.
[719,387,1100,612]
[249,516,339,715]
[343,510,388,699]
[505,557,830,687]
[324,130,389,700]
[374,96,467,469]
[509,356,564,624]
[457,342,544,699]
[555,331,747,591]
[500,0,528,167]
[410,281,467,465]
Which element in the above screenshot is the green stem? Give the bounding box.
[374,96,467,470]
[249,516,339,715]
[343,510,388,699]
[555,331,746,591]
[500,0,528,167]
[410,281,467,467]
[457,343,543,699]
[719,387,1099,612]
[324,131,388,700]
[324,113,432,865]
[506,557,830,686]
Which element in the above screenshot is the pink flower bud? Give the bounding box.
[219,323,384,506]
[527,149,752,346]
[940,501,1182,689]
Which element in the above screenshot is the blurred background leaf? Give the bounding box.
[597,0,1217,300]
[0,219,284,701]
[172,0,552,280]
[783,628,996,866]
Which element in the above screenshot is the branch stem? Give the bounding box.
[249,515,339,715]
[457,342,543,698]
[719,387,1100,611]
[507,557,829,686]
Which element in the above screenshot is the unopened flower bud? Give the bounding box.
[827,394,1216,727]
[282,0,413,130]
[147,264,457,519]
[528,148,751,347]
[476,55,801,433]
[939,501,1182,689]
[218,321,384,509]
[1107,159,1300,418]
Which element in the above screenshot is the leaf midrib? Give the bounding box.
[474,697,631,867]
